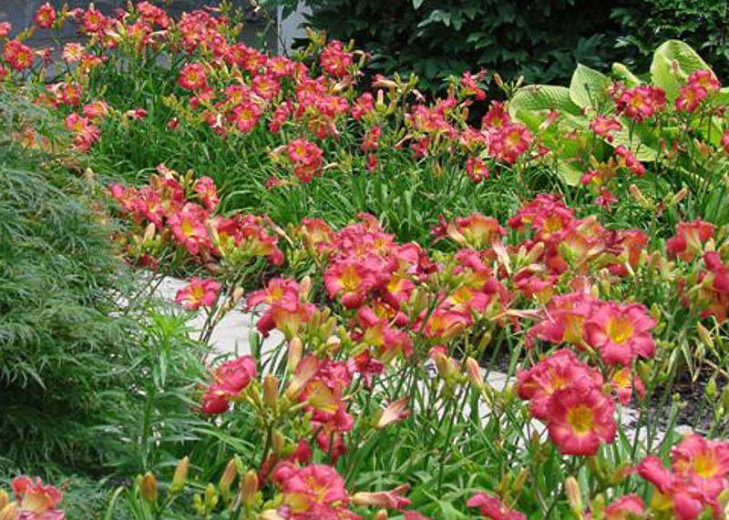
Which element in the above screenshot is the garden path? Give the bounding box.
[153,276,690,444]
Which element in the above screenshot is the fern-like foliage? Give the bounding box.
[0,91,207,478]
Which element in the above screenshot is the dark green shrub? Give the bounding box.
[283,0,629,91]
[612,0,729,80]
[0,95,206,477]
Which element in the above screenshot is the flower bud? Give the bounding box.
[143,222,156,243]
[219,458,238,499]
[465,357,484,390]
[707,376,718,399]
[299,276,311,301]
[565,476,582,513]
[204,483,219,511]
[629,184,654,210]
[241,470,259,508]
[326,335,342,354]
[171,456,190,494]
[0,491,8,511]
[263,375,280,409]
[287,337,303,372]
[513,468,528,493]
[0,503,18,520]
[697,322,715,351]
[139,472,158,506]
[373,510,388,520]
[375,397,411,429]
[285,355,318,400]
[272,429,286,457]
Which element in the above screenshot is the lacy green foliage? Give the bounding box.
[612,0,729,80]
[0,162,126,470]
[0,95,207,478]
[281,0,626,91]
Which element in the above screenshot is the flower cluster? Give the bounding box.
[638,434,729,520]
[109,165,283,267]
[0,476,65,520]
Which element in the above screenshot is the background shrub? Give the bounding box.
[279,0,727,93]
[612,0,729,80]
[281,0,629,92]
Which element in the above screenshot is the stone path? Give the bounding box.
[152,275,688,443]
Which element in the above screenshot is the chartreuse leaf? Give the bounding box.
[556,159,584,186]
[509,85,582,118]
[612,62,642,87]
[569,63,611,110]
[650,40,712,100]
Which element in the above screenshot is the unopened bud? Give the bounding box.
[299,276,311,301]
[525,241,545,263]
[0,491,8,511]
[629,184,654,209]
[171,456,189,494]
[493,73,504,89]
[241,470,259,508]
[219,459,238,499]
[373,510,388,520]
[139,472,158,506]
[287,337,303,372]
[697,322,715,350]
[565,476,582,512]
[707,376,718,399]
[0,503,18,520]
[465,357,484,390]
[514,469,528,493]
[263,375,280,409]
[272,429,286,456]
[232,287,245,305]
[204,483,219,511]
[143,222,156,243]
[326,335,341,354]
[669,187,689,207]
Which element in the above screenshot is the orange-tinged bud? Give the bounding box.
[241,470,259,508]
[373,510,388,520]
[219,459,238,499]
[287,337,303,372]
[376,397,411,429]
[263,375,280,409]
[272,429,286,456]
[299,276,311,301]
[326,335,341,354]
[143,222,156,243]
[0,503,18,520]
[139,472,158,506]
[565,477,582,513]
[171,456,189,494]
[465,357,484,390]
